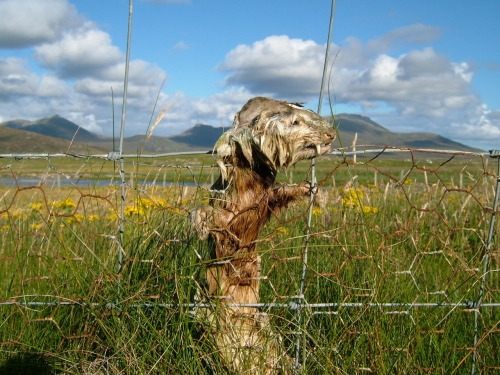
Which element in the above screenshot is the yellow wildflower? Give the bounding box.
[107,212,118,221]
[29,203,44,212]
[342,187,363,208]
[312,207,322,216]
[124,205,145,217]
[138,198,155,209]
[53,198,77,213]
[155,198,169,207]
[12,210,28,220]
[275,226,288,236]
[88,214,99,222]
[74,213,85,222]
[363,206,379,214]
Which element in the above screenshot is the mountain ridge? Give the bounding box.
[0,113,483,154]
[3,115,103,143]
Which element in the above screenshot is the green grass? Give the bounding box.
[0,154,499,374]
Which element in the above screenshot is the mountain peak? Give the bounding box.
[1,115,100,143]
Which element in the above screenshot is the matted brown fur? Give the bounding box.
[191,97,335,374]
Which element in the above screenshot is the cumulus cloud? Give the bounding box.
[37,74,70,97]
[217,25,444,103]
[0,0,170,137]
[333,47,476,118]
[0,57,39,96]
[156,87,253,133]
[447,105,500,148]
[218,35,326,100]
[366,24,441,54]
[216,27,500,149]
[0,0,82,49]
[34,22,123,78]
[74,60,167,112]
[218,33,476,120]
[0,57,69,98]
[65,113,103,134]
[217,28,464,113]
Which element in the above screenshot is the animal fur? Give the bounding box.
[191,97,335,374]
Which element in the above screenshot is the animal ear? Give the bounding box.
[231,128,277,178]
[230,128,255,165]
[215,128,276,179]
[214,132,231,179]
[214,129,255,179]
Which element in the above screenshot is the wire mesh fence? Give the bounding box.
[0,147,499,374]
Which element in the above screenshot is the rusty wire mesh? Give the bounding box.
[0,147,499,374]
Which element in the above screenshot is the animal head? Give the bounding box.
[215,97,336,179]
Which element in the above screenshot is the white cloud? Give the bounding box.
[0,0,170,137]
[215,29,499,149]
[448,105,500,149]
[36,74,70,97]
[218,33,473,121]
[73,60,167,112]
[0,0,82,49]
[34,22,123,78]
[0,57,39,95]
[332,47,476,119]
[0,57,69,98]
[65,113,103,134]
[367,24,441,54]
[218,35,326,100]
[157,87,253,133]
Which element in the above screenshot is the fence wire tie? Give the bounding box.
[107,151,121,161]
[489,149,500,158]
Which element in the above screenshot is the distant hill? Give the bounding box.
[95,134,203,154]
[169,123,225,149]
[0,116,205,154]
[169,115,482,153]
[0,113,484,154]
[330,114,483,152]
[2,115,102,143]
[0,126,106,154]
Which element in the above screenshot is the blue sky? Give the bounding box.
[0,0,499,150]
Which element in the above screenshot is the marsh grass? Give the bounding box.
[0,154,499,374]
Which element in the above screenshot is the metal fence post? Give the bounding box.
[294,1,336,373]
[116,0,134,302]
[471,149,500,375]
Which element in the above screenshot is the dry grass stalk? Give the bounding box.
[147,103,171,142]
[66,121,82,155]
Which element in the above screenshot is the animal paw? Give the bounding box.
[190,206,213,240]
[298,181,318,195]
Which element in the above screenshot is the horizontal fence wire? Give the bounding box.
[0,146,492,159]
[0,146,499,374]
